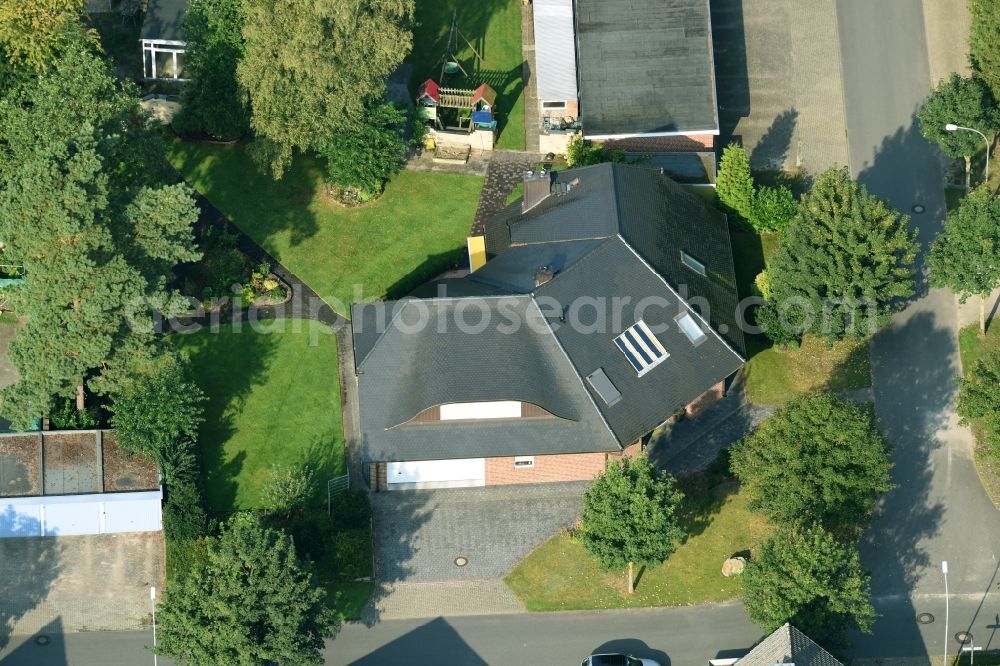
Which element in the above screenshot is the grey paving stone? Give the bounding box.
[372,482,586,583]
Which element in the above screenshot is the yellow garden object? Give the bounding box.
[467,236,487,272]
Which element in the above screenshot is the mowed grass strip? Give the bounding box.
[410,0,526,150]
[958,322,1000,509]
[173,319,343,513]
[168,141,484,314]
[729,229,872,405]
[505,484,774,611]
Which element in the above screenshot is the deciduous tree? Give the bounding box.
[238,0,414,177]
[917,73,1000,191]
[927,187,1000,335]
[741,524,875,648]
[107,350,205,467]
[173,0,249,140]
[957,350,1000,444]
[319,102,412,200]
[156,513,337,665]
[0,0,95,73]
[767,168,918,340]
[578,456,684,593]
[730,392,892,533]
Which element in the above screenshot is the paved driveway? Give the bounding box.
[0,533,164,647]
[712,0,850,172]
[372,482,586,583]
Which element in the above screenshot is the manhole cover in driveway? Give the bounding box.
[956,631,973,643]
[917,612,935,624]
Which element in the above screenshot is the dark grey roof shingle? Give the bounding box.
[575,0,718,136]
[535,237,743,445]
[736,624,844,666]
[354,296,618,461]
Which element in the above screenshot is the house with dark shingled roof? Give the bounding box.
[709,623,844,666]
[353,163,744,490]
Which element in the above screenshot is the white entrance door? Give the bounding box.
[386,458,486,489]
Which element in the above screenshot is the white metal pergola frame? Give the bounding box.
[141,39,187,81]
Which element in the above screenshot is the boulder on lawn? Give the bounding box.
[722,556,746,577]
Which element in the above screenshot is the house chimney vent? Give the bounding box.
[522,170,552,213]
[534,266,555,287]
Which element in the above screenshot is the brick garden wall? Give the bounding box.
[485,452,608,485]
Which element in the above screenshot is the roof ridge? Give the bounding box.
[527,296,621,448]
[615,235,745,363]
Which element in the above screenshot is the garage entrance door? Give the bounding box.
[386,458,486,490]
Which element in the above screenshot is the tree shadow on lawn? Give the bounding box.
[674,473,739,543]
[168,139,324,253]
[172,321,280,514]
[383,248,469,301]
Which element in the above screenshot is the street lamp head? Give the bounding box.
[150,585,157,601]
[942,561,949,574]
[945,123,959,131]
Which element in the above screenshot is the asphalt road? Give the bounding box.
[838,0,1000,603]
[5,594,1000,665]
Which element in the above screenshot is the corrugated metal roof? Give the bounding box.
[533,0,578,101]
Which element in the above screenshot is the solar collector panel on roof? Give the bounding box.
[614,320,668,375]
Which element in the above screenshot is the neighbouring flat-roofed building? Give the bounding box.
[140,0,188,81]
[0,430,161,537]
[531,0,720,175]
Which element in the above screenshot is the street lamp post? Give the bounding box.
[961,642,982,666]
[946,123,990,186]
[943,561,950,666]
[150,585,158,666]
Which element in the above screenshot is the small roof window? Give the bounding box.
[586,368,622,405]
[676,312,707,344]
[681,250,706,276]
[614,320,669,376]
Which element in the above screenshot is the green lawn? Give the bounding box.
[173,319,343,513]
[410,0,525,150]
[958,322,1000,509]
[168,141,484,314]
[505,483,774,610]
[728,229,872,404]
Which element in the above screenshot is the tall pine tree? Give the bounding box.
[0,48,200,426]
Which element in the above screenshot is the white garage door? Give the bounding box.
[386,458,486,489]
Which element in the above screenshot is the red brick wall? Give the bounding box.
[608,439,643,461]
[485,452,608,485]
[684,380,726,419]
[540,99,579,120]
[602,133,715,153]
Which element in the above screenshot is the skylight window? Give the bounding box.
[676,312,707,344]
[681,251,706,276]
[614,320,669,376]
